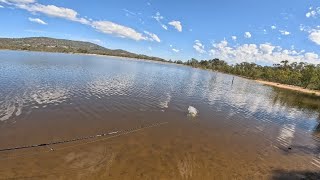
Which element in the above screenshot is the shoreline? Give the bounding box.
[0,49,185,67]
[256,80,320,96]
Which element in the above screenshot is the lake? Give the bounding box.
[1,50,320,179]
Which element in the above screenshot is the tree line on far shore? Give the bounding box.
[170,58,320,91]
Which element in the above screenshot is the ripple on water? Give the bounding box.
[0,87,69,122]
[0,97,24,121]
[1,51,320,149]
[1,51,320,178]
[31,88,68,105]
[277,124,296,147]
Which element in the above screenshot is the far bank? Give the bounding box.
[256,80,320,96]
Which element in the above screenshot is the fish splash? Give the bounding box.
[188,106,198,117]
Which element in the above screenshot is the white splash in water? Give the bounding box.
[188,106,198,117]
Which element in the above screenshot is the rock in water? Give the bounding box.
[188,106,198,117]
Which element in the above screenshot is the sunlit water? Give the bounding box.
[1,50,320,179]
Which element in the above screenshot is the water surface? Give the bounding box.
[1,50,320,179]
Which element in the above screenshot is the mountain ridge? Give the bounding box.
[0,37,166,61]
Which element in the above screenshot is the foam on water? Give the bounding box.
[188,106,198,117]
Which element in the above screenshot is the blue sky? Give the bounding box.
[0,0,320,65]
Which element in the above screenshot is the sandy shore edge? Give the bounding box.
[256,80,320,96]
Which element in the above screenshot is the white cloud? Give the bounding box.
[259,43,275,54]
[152,12,168,30]
[161,24,168,30]
[271,25,277,30]
[152,12,163,22]
[263,29,267,34]
[0,5,3,8]
[193,40,206,54]
[209,40,320,65]
[244,32,251,38]
[1,0,35,4]
[168,20,182,32]
[305,52,319,60]
[123,9,136,16]
[172,48,179,53]
[306,12,313,18]
[309,29,320,45]
[16,3,90,24]
[299,24,309,32]
[306,7,320,18]
[28,17,47,25]
[91,21,147,41]
[231,36,237,40]
[280,30,290,35]
[144,31,161,42]
[3,0,161,42]
[299,25,320,45]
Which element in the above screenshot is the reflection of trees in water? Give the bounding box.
[314,113,320,137]
[270,88,320,160]
[271,87,320,111]
[272,170,320,179]
[271,88,320,137]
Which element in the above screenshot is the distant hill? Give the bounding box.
[0,37,166,61]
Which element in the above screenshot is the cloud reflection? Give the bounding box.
[0,87,68,121]
[88,75,135,97]
[32,89,68,105]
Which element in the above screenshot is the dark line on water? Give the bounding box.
[0,122,167,152]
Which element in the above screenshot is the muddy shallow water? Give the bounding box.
[1,50,320,179]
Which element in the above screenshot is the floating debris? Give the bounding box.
[188,106,198,117]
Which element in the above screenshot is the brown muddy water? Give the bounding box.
[1,50,320,179]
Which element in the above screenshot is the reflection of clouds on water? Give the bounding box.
[196,71,320,150]
[204,74,224,106]
[159,93,171,109]
[277,124,296,147]
[0,87,69,121]
[32,89,68,105]
[204,75,318,121]
[88,75,135,97]
[186,71,200,97]
[199,72,320,138]
[286,109,300,119]
[1,51,320,136]
[0,98,23,121]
